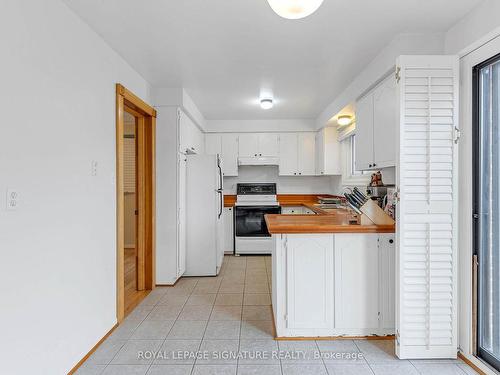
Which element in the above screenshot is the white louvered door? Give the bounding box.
[395,55,459,359]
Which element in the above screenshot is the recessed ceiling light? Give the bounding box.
[337,115,353,126]
[267,0,324,20]
[260,98,274,110]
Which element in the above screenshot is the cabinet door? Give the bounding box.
[258,133,279,157]
[323,127,342,175]
[205,134,222,155]
[238,134,259,157]
[286,235,334,330]
[315,131,325,175]
[278,133,298,176]
[355,93,374,170]
[378,234,395,329]
[373,75,397,168]
[221,134,239,176]
[223,207,234,253]
[177,155,187,277]
[335,234,379,330]
[297,133,316,176]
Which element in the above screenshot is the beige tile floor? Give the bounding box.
[76,255,478,375]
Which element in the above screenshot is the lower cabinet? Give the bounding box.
[223,207,234,253]
[285,235,334,334]
[273,233,395,337]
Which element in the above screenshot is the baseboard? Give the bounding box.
[67,323,118,374]
[274,335,396,341]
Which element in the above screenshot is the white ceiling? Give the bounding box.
[63,0,481,120]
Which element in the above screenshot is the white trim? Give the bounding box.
[337,123,356,142]
[458,35,500,368]
[340,135,371,187]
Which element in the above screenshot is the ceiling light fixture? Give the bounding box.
[267,0,324,20]
[260,98,274,110]
[337,115,353,126]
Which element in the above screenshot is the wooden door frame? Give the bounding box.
[116,84,156,323]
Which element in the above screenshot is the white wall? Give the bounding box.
[316,33,445,128]
[445,0,500,55]
[0,1,151,374]
[205,119,316,133]
[224,166,341,195]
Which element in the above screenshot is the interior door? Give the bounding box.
[396,55,459,359]
[474,53,500,371]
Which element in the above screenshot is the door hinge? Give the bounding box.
[395,66,401,83]
[473,213,479,220]
[284,314,288,322]
[134,209,139,215]
[454,126,461,144]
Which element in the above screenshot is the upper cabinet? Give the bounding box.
[179,111,204,155]
[355,74,397,170]
[315,127,341,175]
[278,133,316,176]
[238,133,279,158]
[205,133,239,176]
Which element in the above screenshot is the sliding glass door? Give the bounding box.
[474,53,500,371]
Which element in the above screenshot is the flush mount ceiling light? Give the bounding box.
[337,114,353,126]
[260,98,274,110]
[267,0,324,20]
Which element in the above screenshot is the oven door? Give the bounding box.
[234,206,281,237]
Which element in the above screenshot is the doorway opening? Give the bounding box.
[116,84,156,322]
[473,52,500,371]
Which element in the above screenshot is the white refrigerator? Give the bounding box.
[184,154,224,276]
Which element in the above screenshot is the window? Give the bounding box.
[341,134,370,185]
[474,53,500,371]
[350,135,368,176]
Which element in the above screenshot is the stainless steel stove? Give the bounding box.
[234,183,281,255]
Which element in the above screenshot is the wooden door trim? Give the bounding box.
[116,84,156,323]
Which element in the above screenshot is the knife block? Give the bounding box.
[359,199,395,225]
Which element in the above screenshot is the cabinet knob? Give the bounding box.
[254,154,257,156]
[389,239,393,244]
[294,172,297,175]
[373,163,377,167]
[369,164,373,167]
[259,153,262,156]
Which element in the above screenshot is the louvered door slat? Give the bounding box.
[396,55,459,359]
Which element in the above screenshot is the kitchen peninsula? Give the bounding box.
[265,207,396,338]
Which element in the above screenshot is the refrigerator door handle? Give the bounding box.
[217,156,223,219]
[218,191,223,219]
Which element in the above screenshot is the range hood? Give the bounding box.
[238,156,279,166]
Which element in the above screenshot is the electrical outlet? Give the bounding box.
[6,189,18,210]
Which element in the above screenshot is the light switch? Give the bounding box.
[6,189,18,210]
[91,160,98,176]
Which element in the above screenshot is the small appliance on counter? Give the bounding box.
[234,183,281,255]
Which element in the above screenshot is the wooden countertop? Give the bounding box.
[265,209,395,234]
[224,194,336,207]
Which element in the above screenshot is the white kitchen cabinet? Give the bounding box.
[355,92,375,171]
[278,133,315,176]
[355,74,397,170]
[238,134,259,157]
[297,133,316,175]
[239,133,279,158]
[221,134,239,176]
[285,234,335,332]
[278,133,298,176]
[373,75,397,168]
[223,206,234,254]
[334,234,380,332]
[205,133,239,176]
[316,127,341,175]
